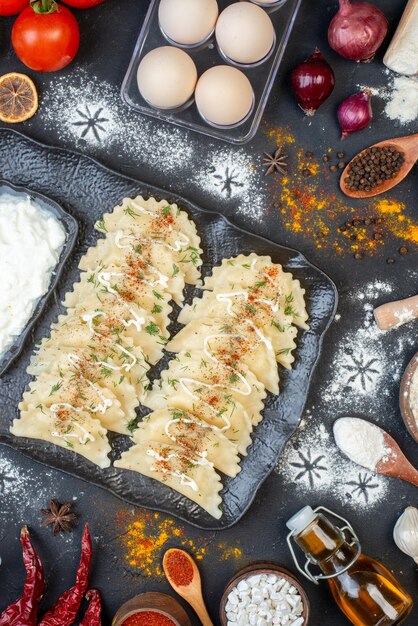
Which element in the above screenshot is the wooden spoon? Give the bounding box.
[334,417,418,487]
[163,549,214,626]
[340,133,418,198]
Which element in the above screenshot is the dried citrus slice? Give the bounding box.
[0,72,38,123]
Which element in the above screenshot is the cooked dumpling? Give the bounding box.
[201,253,309,329]
[79,235,187,306]
[178,293,298,368]
[20,369,127,434]
[149,390,253,456]
[134,408,241,477]
[63,293,167,365]
[115,440,222,519]
[33,324,149,395]
[145,350,266,426]
[97,196,202,285]
[167,316,279,394]
[64,272,172,335]
[12,403,111,469]
[27,345,142,422]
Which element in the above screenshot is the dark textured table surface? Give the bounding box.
[0,0,417,624]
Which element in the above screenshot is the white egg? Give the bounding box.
[137,46,197,109]
[195,65,254,127]
[216,2,275,65]
[159,0,219,46]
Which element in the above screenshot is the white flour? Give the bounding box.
[357,74,418,125]
[193,149,266,221]
[276,420,388,508]
[276,277,416,509]
[333,417,390,470]
[40,69,267,222]
[384,76,418,125]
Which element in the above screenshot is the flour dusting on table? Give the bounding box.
[277,276,417,507]
[40,69,267,222]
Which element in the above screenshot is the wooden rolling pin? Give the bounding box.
[374,294,418,330]
[384,0,418,76]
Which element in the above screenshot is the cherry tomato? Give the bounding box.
[62,0,104,6]
[12,1,80,72]
[0,0,29,16]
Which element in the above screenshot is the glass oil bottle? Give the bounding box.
[286,506,413,626]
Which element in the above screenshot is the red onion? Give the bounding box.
[338,90,372,139]
[291,48,335,116]
[328,0,388,62]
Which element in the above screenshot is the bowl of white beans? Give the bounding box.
[220,562,310,626]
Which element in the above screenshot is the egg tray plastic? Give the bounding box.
[121,0,302,145]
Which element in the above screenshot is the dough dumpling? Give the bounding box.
[146,350,266,426]
[98,196,202,284]
[134,408,241,477]
[167,317,279,394]
[146,390,253,456]
[115,440,222,519]
[12,404,111,469]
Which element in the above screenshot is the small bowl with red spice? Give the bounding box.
[112,592,191,626]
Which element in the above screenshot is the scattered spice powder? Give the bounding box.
[115,511,244,578]
[165,550,193,586]
[264,124,418,258]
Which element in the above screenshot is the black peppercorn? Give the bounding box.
[343,146,405,192]
[354,251,364,260]
[399,246,408,255]
[386,258,396,264]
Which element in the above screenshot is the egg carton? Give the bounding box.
[121,0,302,145]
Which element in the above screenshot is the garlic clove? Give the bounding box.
[393,506,418,564]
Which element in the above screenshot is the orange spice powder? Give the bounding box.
[115,510,244,578]
[263,125,418,258]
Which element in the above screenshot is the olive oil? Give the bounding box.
[287,507,413,626]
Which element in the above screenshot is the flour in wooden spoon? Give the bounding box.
[333,418,391,471]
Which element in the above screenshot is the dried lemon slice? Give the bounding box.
[0,72,38,123]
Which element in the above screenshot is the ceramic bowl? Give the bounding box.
[219,561,310,625]
[399,352,418,443]
[112,592,191,626]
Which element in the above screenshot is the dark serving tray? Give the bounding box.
[0,181,78,377]
[0,129,337,530]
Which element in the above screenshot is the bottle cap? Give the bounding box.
[286,506,317,534]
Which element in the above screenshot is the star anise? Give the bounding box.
[262,147,288,176]
[41,500,77,536]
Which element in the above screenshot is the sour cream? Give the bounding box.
[0,194,66,358]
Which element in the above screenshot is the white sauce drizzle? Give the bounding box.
[50,404,96,445]
[146,447,214,492]
[80,312,138,372]
[115,227,189,254]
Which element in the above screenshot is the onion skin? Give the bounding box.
[338,90,372,139]
[328,0,388,62]
[291,48,335,116]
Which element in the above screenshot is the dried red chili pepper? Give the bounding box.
[39,523,92,626]
[0,526,45,626]
[80,590,102,626]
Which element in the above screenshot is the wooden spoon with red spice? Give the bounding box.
[163,549,214,626]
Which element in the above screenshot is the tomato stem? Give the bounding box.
[30,0,58,13]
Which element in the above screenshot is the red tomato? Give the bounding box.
[62,0,104,6]
[0,0,28,16]
[12,3,80,72]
